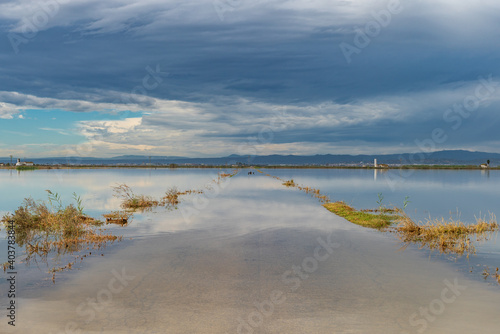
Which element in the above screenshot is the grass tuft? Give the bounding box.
[113,184,206,211]
[323,201,399,229]
[1,192,120,281]
[113,184,159,210]
[394,213,498,257]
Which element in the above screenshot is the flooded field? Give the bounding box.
[0,168,499,333]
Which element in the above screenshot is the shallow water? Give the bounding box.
[263,168,499,223]
[0,168,499,333]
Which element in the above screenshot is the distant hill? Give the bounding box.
[1,150,498,166]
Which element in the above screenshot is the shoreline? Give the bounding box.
[0,165,498,170]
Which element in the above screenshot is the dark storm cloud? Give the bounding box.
[1,0,500,156]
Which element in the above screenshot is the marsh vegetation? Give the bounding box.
[112,170,238,211]
[0,169,240,282]
[323,201,400,229]
[394,214,498,257]
[267,170,500,272]
[16,165,38,171]
[112,184,204,211]
[1,191,121,281]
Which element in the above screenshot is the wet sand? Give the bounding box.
[2,176,500,333]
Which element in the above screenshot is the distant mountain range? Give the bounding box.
[1,150,498,166]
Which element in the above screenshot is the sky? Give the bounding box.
[1,0,500,158]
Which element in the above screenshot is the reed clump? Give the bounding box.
[113,184,205,211]
[1,191,120,280]
[160,188,203,206]
[271,174,331,202]
[394,213,498,257]
[113,184,159,209]
[162,187,181,205]
[323,201,399,229]
[215,169,239,183]
[297,185,330,203]
[282,179,296,187]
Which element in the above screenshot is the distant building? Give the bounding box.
[16,159,34,166]
[375,159,388,168]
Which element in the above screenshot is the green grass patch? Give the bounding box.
[16,165,38,171]
[323,201,400,229]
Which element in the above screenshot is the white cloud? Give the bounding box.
[0,102,21,119]
[3,74,500,158]
[0,90,195,114]
[79,117,142,134]
[39,127,71,135]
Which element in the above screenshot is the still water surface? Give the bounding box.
[0,168,499,333]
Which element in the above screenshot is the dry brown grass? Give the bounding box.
[160,188,204,206]
[103,211,132,225]
[298,186,331,203]
[215,169,239,183]
[480,267,500,284]
[113,184,159,210]
[1,194,120,282]
[162,187,181,205]
[113,184,206,211]
[393,213,498,257]
[273,175,331,203]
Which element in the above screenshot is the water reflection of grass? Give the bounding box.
[16,165,38,171]
[482,267,500,284]
[103,211,132,225]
